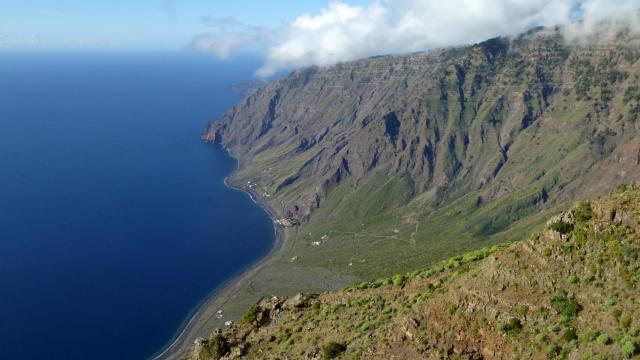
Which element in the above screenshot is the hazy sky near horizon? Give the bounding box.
[0,0,371,49]
[2,0,639,77]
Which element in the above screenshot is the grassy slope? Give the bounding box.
[194,186,640,360]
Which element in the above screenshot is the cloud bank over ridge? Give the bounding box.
[191,0,640,77]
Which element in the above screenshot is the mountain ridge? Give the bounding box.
[205,28,640,222]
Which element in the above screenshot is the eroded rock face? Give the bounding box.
[205,28,640,223]
[191,338,206,360]
[285,293,314,309]
[304,347,321,360]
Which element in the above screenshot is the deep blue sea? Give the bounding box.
[0,51,274,359]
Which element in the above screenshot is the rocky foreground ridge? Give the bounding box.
[192,185,640,359]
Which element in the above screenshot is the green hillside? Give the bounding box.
[193,186,640,359]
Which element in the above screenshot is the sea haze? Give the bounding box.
[0,51,273,359]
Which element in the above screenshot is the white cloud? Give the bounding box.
[562,0,640,43]
[191,33,254,59]
[191,0,640,77]
[189,16,269,59]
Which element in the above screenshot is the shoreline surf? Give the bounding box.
[151,144,285,360]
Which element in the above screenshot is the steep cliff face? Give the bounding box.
[206,29,640,230]
[193,187,640,359]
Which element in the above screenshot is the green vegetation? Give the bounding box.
[391,274,405,286]
[561,328,577,342]
[198,335,229,359]
[322,342,347,359]
[535,333,548,343]
[345,243,508,291]
[619,336,637,358]
[515,305,529,317]
[573,201,593,222]
[549,220,574,235]
[550,292,582,317]
[240,304,260,325]
[616,182,638,193]
[548,324,560,333]
[597,333,610,345]
[497,317,523,334]
[583,329,599,342]
[546,344,561,358]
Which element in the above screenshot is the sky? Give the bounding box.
[0,0,371,49]
[2,0,639,76]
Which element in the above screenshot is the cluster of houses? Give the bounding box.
[311,234,329,247]
[246,180,271,198]
[275,217,299,227]
[213,309,234,327]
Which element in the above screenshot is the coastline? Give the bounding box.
[151,145,285,360]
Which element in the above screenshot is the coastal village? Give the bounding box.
[240,173,414,284]
[244,175,414,267]
[274,217,298,228]
[243,176,300,229]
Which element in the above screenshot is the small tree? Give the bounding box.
[323,342,347,359]
[550,220,573,235]
[550,292,582,318]
[619,336,638,358]
[573,201,593,222]
[562,328,578,342]
[597,333,610,345]
[616,182,637,193]
[200,334,229,359]
[497,317,523,334]
[240,304,260,326]
[391,274,405,286]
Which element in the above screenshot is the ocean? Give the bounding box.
[0,51,274,359]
